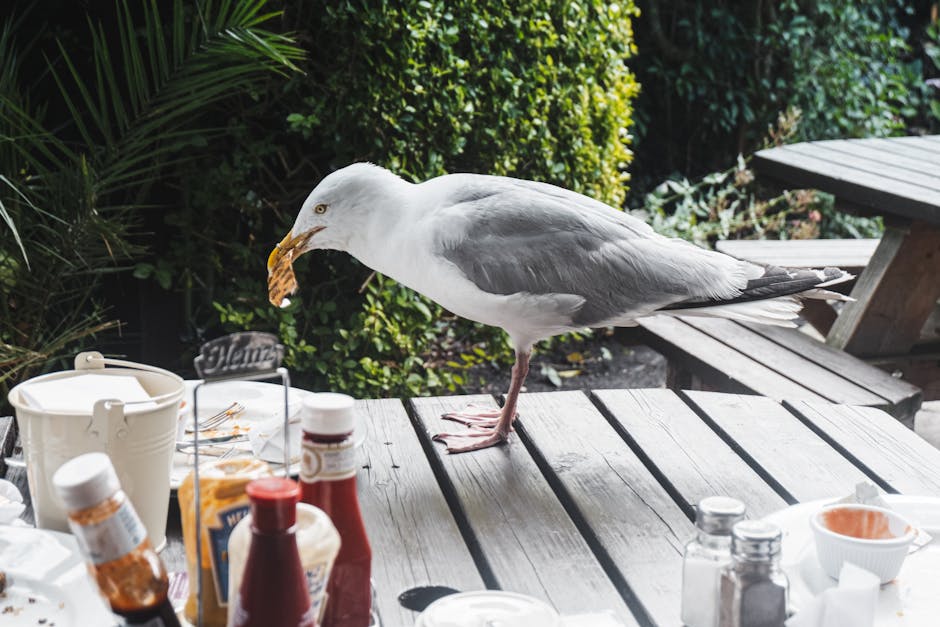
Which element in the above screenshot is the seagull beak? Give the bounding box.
[266,227,323,273]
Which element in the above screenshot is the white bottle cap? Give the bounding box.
[52,452,121,511]
[302,392,355,435]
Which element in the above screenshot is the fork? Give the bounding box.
[190,401,245,431]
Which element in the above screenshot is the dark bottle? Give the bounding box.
[230,477,316,627]
[299,393,372,627]
[52,452,182,627]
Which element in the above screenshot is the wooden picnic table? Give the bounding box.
[752,136,940,368]
[5,388,940,626]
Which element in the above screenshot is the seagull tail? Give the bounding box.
[659,296,803,327]
[658,265,855,327]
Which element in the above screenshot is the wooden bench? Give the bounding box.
[637,316,922,426]
[714,238,879,273]
[714,238,879,334]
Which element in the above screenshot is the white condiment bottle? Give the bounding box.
[681,496,747,627]
[227,502,341,625]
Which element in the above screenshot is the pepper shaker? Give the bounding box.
[718,520,789,627]
[681,496,747,627]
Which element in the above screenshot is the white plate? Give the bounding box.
[763,495,940,624]
[171,381,312,489]
[0,525,115,626]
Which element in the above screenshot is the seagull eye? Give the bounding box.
[314,203,328,215]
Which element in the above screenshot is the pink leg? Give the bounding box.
[433,350,530,453]
[441,403,514,429]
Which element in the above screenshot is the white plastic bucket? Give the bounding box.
[8,351,183,549]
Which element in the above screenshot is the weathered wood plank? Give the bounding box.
[639,316,831,403]
[410,395,640,626]
[785,400,940,496]
[592,389,788,518]
[887,136,940,158]
[753,144,940,224]
[681,392,872,502]
[857,138,940,168]
[758,144,940,204]
[714,238,877,270]
[828,221,940,357]
[786,142,940,193]
[745,323,921,421]
[815,140,940,178]
[513,391,691,626]
[682,318,886,407]
[357,398,486,627]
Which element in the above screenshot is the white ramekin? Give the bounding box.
[811,503,916,583]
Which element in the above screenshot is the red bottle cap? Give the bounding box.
[246,477,300,533]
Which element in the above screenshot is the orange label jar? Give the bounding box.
[178,457,270,626]
[53,452,181,626]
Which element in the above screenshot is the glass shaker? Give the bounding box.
[718,520,789,627]
[681,496,747,627]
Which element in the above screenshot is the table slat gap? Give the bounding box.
[674,391,799,504]
[743,323,920,410]
[356,398,488,626]
[786,143,940,193]
[856,138,940,167]
[783,400,940,496]
[587,390,697,521]
[402,395,501,590]
[879,137,940,165]
[813,140,940,178]
[591,389,790,519]
[409,395,640,625]
[682,318,885,407]
[680,391,873,502]
[511,395,657,627]
[639,317,830,402]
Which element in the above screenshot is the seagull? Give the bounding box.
[267,163,850,453]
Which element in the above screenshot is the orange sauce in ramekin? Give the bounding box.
[822,508,900,539]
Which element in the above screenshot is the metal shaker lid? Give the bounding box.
[695,496,747,535]
[731,520,782,559]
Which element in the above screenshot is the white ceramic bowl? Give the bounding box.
[811,503,916,583]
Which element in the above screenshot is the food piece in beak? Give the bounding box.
[266,229,320,307]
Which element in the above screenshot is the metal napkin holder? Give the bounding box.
[191,331,291,627]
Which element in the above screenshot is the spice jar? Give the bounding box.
[179,457,270,626]
[681,496,746,627]
[718,520,789,627]
[53,452,181,626]
[228,501,341,625]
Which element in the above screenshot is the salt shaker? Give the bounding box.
[681,496,747,627]
[718,520,789,627]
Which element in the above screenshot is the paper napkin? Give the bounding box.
[786,562,879,627]
[248,416,302,464]
[20,373,156,413]
[0,479,27,525]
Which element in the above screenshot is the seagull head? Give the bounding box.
[266,163,406,274]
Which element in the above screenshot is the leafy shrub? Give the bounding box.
[630,0,923,193]
[0,2,302,396]
[197,0,640,397]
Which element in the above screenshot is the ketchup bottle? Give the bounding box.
[299,393,372,627]
[230,477,315,627]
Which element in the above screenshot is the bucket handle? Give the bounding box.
[75,351,183,405]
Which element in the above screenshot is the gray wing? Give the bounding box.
[430,175,752,326]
